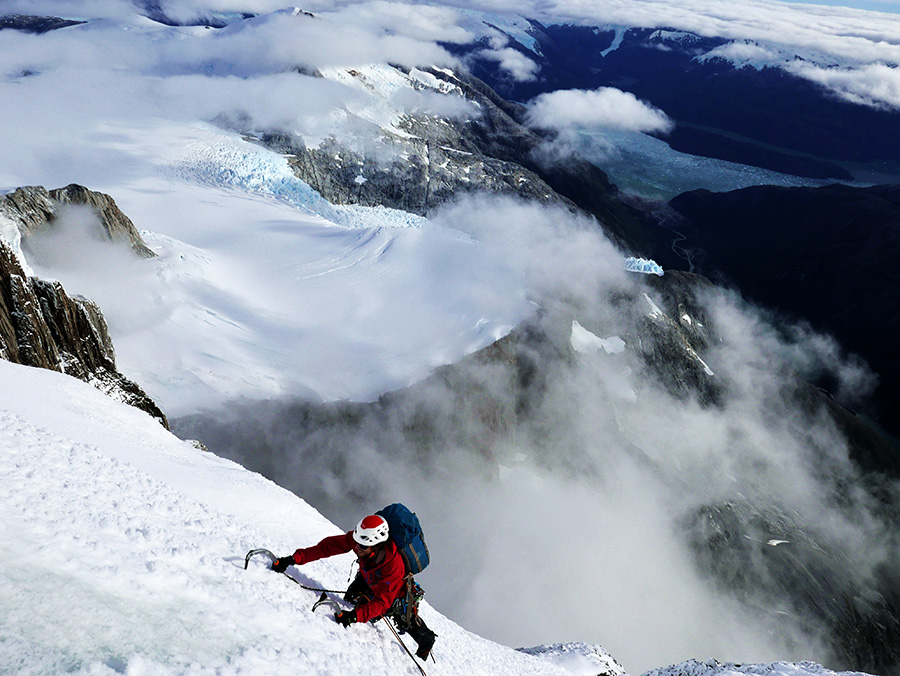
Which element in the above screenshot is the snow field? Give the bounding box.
[9,119,531,416]
[0,360,586,675]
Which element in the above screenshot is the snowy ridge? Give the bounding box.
[644,659,872,676]
[0,351,871,675]
[520,642,626,675]
[457,10,541,55]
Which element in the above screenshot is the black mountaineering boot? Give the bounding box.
[408,618,436,660]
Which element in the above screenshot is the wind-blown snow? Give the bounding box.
[0,213,31,274]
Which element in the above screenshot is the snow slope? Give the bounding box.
[0,358,604,675]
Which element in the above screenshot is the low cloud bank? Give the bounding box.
[526,87,675,134]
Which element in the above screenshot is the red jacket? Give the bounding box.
[291,531,406,623]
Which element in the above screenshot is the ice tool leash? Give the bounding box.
[244,549,347,593]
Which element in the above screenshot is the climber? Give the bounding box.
[272,513,437,660]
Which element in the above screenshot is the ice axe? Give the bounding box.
[244,548,277,570]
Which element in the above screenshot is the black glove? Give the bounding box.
[271,555,294,573]
[335,609,357,628]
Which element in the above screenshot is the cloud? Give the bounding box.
[788,61,900,108]
[476,47,540,81]
[526,87,675,134]
[0,4,470,169]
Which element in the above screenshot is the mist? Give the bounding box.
[22,205,167,338]
[172,195,900,675]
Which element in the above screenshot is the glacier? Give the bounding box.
[624,256,665,276]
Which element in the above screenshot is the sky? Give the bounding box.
[1,1,899,674]
[786,0,900,11]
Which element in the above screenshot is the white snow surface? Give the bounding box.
[0,359,585,675]
[2,120,529,416]
[570,320,627,355]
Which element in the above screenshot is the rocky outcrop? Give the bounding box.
[0,184,156,259]
[0,237,167,428]
[0,14,86,33]
[255,66,654,254]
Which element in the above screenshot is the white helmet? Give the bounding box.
[354,514,389,547]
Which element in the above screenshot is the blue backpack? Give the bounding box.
[377,503,430,574]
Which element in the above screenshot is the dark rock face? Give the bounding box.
[256,66,654,254]
[0,212,167,428]
[0,14,86,33]
[687,499,900,676]
[667,182,900,442]
[1,184,156,259]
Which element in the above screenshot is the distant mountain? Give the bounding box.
[668,183,900,441]
[451,22,900,181]
[255,63,653,254]
[0,13,85,33]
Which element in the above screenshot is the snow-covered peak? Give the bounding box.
[316,63,471,142]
